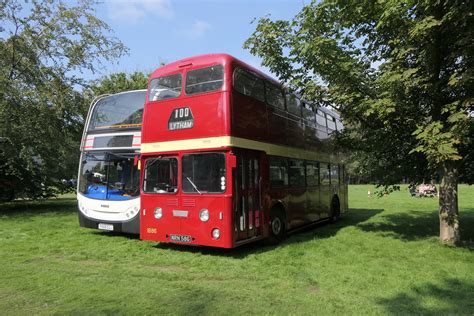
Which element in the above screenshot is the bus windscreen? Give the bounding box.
[79,152,139,200]
[89,91,145,131]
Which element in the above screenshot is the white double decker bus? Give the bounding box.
[77,90,146,234]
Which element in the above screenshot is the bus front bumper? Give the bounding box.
[77,209,140,235]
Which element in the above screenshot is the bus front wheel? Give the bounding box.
[266,207,286,245]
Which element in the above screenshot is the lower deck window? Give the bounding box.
[269,157,288,188]
[320,163,331,185]
[79,152,139,200]
[289,159,305,187]
[331,164,339,185]
[143,157,178,193]
[182,153,226,193]
[306,162,319,186]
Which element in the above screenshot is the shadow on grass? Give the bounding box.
[378,278,474,314]
[0,196,77,216]
[154,208,383,258]
[357,208,474,247]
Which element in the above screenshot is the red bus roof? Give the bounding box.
[149,53,281,86]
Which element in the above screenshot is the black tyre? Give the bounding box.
[330,196,340,223]
[266,207,286,245]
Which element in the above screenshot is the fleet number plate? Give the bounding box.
[169,234,192,243]
[98,223,114,231]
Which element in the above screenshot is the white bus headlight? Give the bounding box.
[199,209,209,222]
[212,228,220,239]
[154,207,163,219]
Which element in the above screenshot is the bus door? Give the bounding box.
[234,150,261,241]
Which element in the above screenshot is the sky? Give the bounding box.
[87,0,305,80]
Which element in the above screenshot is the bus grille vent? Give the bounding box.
[166,199,179,206]
[182,199,196,207]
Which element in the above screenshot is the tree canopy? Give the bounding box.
[87,71,149,97]
[245,0,473,245]
[0,0,127,200]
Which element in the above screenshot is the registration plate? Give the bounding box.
[98,223,114,231]
[169,234,192,243]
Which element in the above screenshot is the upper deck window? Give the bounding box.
[265,83,285,109]
[327,115,336,132]
[185,65,224,95]
[233,68,265,102]
[336,119,344,131]
[148,73,182,101]
[302,102,316,123]
[316,110,328,139]
[89,91,145,131]
[286,94,301,116]
[316,110,327,126]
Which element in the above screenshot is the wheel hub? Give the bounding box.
[271,217,281,235]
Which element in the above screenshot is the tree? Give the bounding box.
[245,0,473,246]
[87,71,149,97]
[0,0,127,200]
[80,71,148,131]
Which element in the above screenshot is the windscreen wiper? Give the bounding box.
[186,177,202,195]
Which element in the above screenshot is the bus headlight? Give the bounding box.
[199,209,209,222]
[154,207,163,219]
[212,228,220,239]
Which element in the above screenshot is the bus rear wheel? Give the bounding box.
[330,196,340,223]
[266,207,286,245]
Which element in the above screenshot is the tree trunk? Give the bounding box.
[438,161,460,246]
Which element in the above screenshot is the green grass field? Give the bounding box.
[0,185,473,315]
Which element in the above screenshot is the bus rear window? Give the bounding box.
[185,65,224,95]
[149,73,182,101]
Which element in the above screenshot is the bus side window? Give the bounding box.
[269,157,288,188]
[289,159,305,188]
[320,163,331,185]
[336,118,344,131]
[306,161,319,186]
[316,110,328,139]
[265,83,285,109]
[286,93,301,117]
[339,164,344,184]
[302,102,316,125]
[327,115,336,134]
[331,164,339,185]
[233,68,265,102]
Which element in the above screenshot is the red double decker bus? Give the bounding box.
[140,54,347,248]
